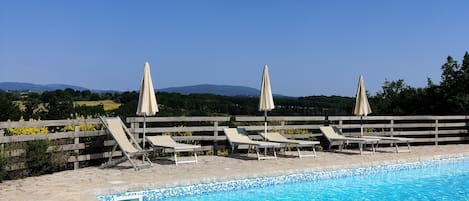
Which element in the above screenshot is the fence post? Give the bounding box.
[130,120,139,143]
[74,125,80,170]
[213,121,218,155]
[435,119,439,146]
[280,121,285,134]
[339,119,343,133]
[390,119,394,138]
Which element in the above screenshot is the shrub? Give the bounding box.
[5,117,48,136]
[315,145,324,151]
[26,139,57,176]
[63,114,97,132]
[0,154,7,182]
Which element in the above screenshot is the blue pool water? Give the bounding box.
[100,157,469,201]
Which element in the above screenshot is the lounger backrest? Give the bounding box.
[224,128,253,143]
[320,126,345,140]
[105,118,139,154]
[261,132,287,141]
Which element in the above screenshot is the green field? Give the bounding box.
[74,100,121,111]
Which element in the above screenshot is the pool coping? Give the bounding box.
[90,152,469,201]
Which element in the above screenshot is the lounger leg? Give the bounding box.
[143,154,152,167]
[249,145,255,158]
[100,144,118,168]
[256,147,261,160]
[295,146,316,159]
[128,156,139,171]
[273,148,277,160]
[135,158,152,170]
[169,151,198,165]
[312,146,317,157]
[101,156,127,168]
[367,143,376,152]
[297,147,302,159]
[108,144,118,164]
[396,142,412,153]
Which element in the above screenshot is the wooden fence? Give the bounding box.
[0,115,468,171]
[235,115,469,145]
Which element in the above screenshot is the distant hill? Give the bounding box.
[0,82,88,92]
[159,84,288,97]
[160,84,257,96]
[0,82,289,97]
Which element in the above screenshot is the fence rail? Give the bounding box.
[0,115,468,171]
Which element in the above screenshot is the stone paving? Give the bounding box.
[1,144,469,201]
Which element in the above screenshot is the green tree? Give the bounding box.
[0,92,21,121]
[440,52,469,113]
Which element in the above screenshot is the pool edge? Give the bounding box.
[91,152,469,200]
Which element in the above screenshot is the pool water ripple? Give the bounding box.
[99,157,469,201]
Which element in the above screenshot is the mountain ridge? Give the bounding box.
[160,84,263,97]
[0,82,88,91]
[0,82,289,97]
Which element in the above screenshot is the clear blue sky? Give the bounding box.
[1,1,468,97]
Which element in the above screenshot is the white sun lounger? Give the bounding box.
[320,126,379,154]
[260,132,319,158]
[146,135,200,165]
[100,116,152,170]
[223,128,283,160]
[362,135,413,153]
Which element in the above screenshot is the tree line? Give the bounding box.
[371,52,469,115]
[0,52,467,121]
[0,90,354,121]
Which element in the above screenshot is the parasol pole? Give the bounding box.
[143,114,146,148]
[264,111,268,141]
[360,116,363,137]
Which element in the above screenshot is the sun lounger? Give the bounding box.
[100,116,152,170]
[362,135,413,153]
[146,135,200,165]
[260,132,319,158]
[320,126,379,154]
[223,128,283,160]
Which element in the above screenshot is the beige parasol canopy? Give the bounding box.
[353,75,372,136]
[259,65,275,138]
[136,62,158,148]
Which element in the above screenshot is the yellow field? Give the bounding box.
[74,100,121,111]
[13,101,47,113]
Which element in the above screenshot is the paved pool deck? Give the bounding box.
[1,144,469,201]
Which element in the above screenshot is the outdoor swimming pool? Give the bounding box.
[99,157,469,201]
